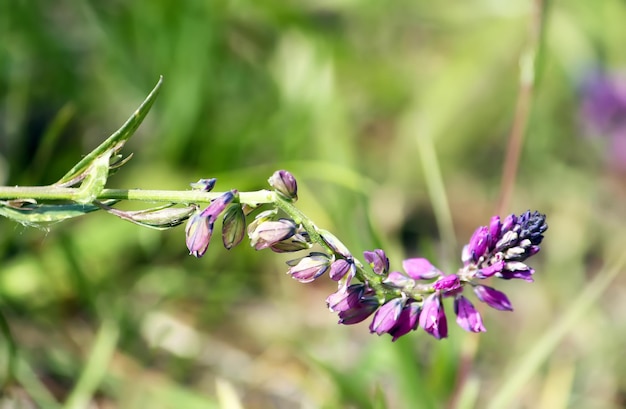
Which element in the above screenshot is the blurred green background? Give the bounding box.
[2,0,626,408]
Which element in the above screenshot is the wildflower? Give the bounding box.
[369,298,405,336]
[222,204,245,250]
[418,294,447,339]
[363,249,389,275]
[248,219,297,250]
[388,302,421,341]
[454,296,485,333]
[328,284,380,325]
[286,252,332,283]
[473,284,513,311]
[185,190,236,257]
[268,170,298,201]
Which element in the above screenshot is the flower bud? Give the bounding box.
[388,302,421,341]
[369,298,405,336]
[249,219,297,250]
[363,249,389,275]
[383,271,415,289]
[185,211,213,258]
[190,178,217,192]
[222,204,246,250]
[473,285,513,311]
[320,230,352,258]
[418,294,447,339]
[269,232,312,253]
[268,170,298,201]
[286,252,332,283]
[468,226,489,262]
[454,296,486,333]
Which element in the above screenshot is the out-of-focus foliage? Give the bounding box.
[1,0,626,408]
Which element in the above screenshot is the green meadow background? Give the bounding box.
[1,1,626,408]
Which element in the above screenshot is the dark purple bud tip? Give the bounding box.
[268,170,298,201]
[190,178,217,192]
[517,210,548,246]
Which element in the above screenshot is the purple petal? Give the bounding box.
[418,294,447,339]
[473,285,513,311]
[369,298,404,335]
[454,296,486,333]
[363,249,389,275]
[388,302,421,341]
[402,258,441,280]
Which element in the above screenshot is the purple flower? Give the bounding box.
[433,274,461,295]
[286,252,332,283]
[326,284,379,325]
[418,294,447,339]
[369,298,405,335]
[467,226,489,262]
[363,249,389,275]
[190,178,217,192]
[185,190,236,257]
[388,302,421,341]
[248,219,297,250]
[383,271,416,289]
[454,296,485,333]
[473,285,513,311]
[329,258,357,285]
[268,170,298,201]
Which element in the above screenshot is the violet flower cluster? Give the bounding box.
[185,170,548,341]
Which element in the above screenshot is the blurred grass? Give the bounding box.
[2,0,626,408]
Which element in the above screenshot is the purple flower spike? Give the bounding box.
[402,258,441,280]
[286,252,332,283]
[418,294,447,339]
[454,296,486,333]
[185,211,213,258]
[369,298,405,335]
[473,285,513,311]
[268,170,298,201]
[388,302,421,341]
[468,226,489,261]
[363,249,389,275]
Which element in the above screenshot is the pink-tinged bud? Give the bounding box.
[329,259,355,282]
[499,262,534,282]
[402,258,441,280]
[467,226,489,261]
[388,302,421,341]
[369,298,404,336]
[363,249,389,275]
[454,296,486,333]
[199,190,237,221]
[286,252,331,283]
[222,204,245,250]
[473,285,513,311]
[338,298,379,325]
[418,294,447,339]
[268,170,298,201]
[327,284,366,312]
[249,219,297,250]
[185,212,213,258]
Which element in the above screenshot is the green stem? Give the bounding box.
[0,186,276,205]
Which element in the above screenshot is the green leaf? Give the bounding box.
[56,76,163,186]
[71,150,112,204]
[0,200,118,228]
